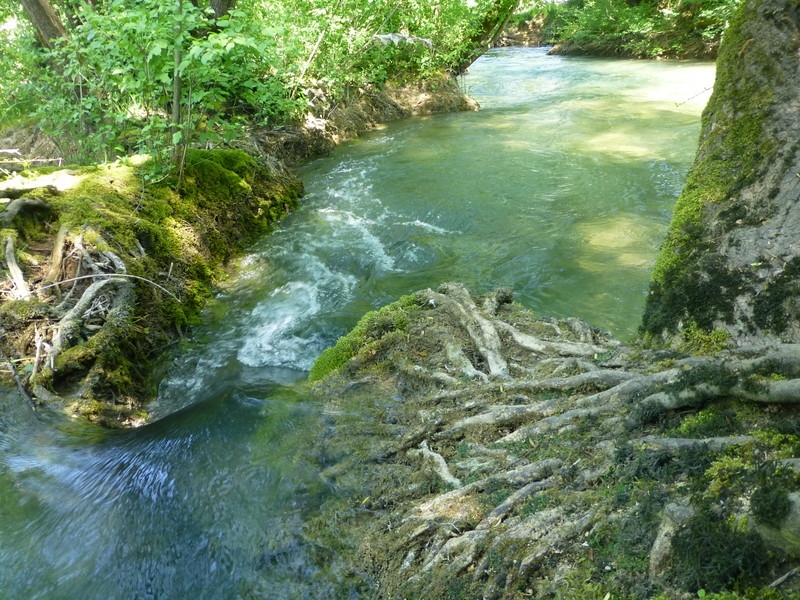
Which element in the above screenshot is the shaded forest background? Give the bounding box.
[0,0,739,176]
[514,0,739,58]
[0,0,517,173]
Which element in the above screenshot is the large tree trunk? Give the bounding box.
[210,0,235,18]
[641,0,800,346]
[19,0,69,49]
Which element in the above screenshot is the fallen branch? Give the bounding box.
[3,234,31,299]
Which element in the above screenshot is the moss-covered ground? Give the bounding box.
[303,284,800,600]
[0,149,302,425]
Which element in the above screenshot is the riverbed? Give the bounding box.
[0,48,714,598]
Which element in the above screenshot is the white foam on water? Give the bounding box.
[237,272,356,370]
[316,207,396,272]
[401,219,454,235]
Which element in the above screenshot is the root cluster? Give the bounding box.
[313,283,800,599]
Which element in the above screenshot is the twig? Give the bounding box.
[36,273,179,301]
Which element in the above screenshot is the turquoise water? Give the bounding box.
[0,48,714,598]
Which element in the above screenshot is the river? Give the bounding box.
[0,48,714,598]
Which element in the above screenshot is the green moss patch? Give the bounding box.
[0,149,303,424]
[308,293,420,382]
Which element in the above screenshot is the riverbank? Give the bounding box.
[306,283,800,599]
[0,76,476,426]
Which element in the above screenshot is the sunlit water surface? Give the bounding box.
[0,48,714,598]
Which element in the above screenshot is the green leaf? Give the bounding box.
[172,131,183,145]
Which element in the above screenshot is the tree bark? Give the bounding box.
[19,0,69,49]
[641,0,800,346]
[210,0,235,18]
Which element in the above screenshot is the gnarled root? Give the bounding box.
[313,284,800,599]
[2,222,143,413]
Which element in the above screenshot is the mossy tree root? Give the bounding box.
[46,277,134,369]
[311,284,800,598]
[0,196,51,225]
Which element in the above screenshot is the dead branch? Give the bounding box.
[3,234,31,299]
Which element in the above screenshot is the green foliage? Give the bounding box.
[750,469,792,528]
[671,506,769,592]
[0,10,41,125]
[675,406,737,438]
[6,0,509,165]
[680,323,731,355]
[525,0,741,58]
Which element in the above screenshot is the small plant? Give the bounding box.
[671,506,769,593]
[679,323,731,355]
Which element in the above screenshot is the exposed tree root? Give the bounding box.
[42,224,68,292]
[311,283,800,599]
[1,221,150,416]
[0,196,51,225]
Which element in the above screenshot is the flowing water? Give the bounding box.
[0,48,714,598]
